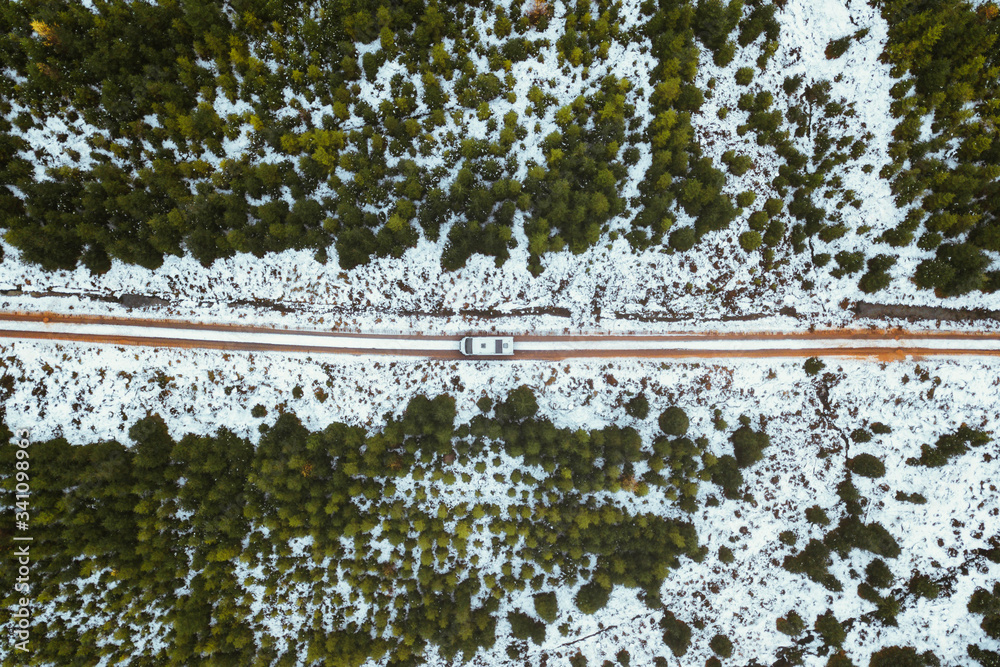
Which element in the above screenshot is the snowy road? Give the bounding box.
[1,312,1000,360]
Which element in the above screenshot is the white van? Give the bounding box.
[460,336,514,356]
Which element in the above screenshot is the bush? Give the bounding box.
[575,581,611,615]
[850,429,873,443]
[907,573,939,599]
[815,610,846,648]
[729,155,754,176]
[748,210,770,231]
[669,227,696,252]
[804,357,825,376]
[908,425,991,467]
[251,404,267,418]
[739,230,763,252]
[825,516,900,559]
[783,539,842,592]
[894,491,927,504]
[718,545,735,564]
[806,505,831,526]
[969,583,1000,640]
[731,424,770,468]
[508,611,546,644]
[776,610,804,636]
[869,646,939,667]
[615,648,630,666]
[831,251,865,278]
[825,35,851,59]
[625,394,649,420]
[847,453,885,478]
[495,385,539,422]
[709,634,733,658]
[533,591,558,623]
[871,422,892,434]
[735,67,755,85]
[764,197,784,216]
[865,559,894,588]
[858,269,892,294]
[837,479,864,515]
[779,530,798,546]
[968,644,1000,667]
[735,191,757,208]
[710,454,744,499]
[658,407,689,436]
[827,651,857,667]
[915,243,991,296]
[660,611,692,657]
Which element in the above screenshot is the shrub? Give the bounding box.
[763,220,785,246]
[711,454,744,498]
[669,227,696,252]
[615,648,630,666]
[908,425,991,467]
[826,651,856,667]
[837,479,864,515]
[871,422,892,434]
[907,573,939,599]
[850,429,873,443]
[804,357,825,376]
[847,453,885,479]
[894,491,927,504]
[779,530,798,546]
[660,611,692,657]
[508,611,546,644]
[869,646,938,667]
[825,35,851,59]
[969,582,1000,640]
[736,191,757,208]
[764,197,784,216]
[709,634,733,658]
[806,505,831,526]
[575,581,611,614]
[776,610,804,636]
[735,67,755,85]
[625,394,649,420]
[731,424,770,468]
[718,545,735,564]
[865,559,894,588]
[783,539,842,591]
[814,610,846,648]
[968,644,1000,667]
[825,516,900,559]
[831,251,865,278]
[251,404,268,418]
[739,230,763,252]
[729,154,754,176]
[658,407,689,436]
[858,269,892,294]
[533,591,558,623]
[748,210,770,231]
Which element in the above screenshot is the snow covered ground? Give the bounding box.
[1,0,998,335]
[2,339,998,664]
